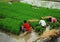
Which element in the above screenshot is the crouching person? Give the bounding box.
[21,20,31,36]
[49,16,57,23]
[39,18,47,28]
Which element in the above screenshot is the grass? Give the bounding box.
[0,2,60,35]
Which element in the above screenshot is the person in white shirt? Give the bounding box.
[39,18,46,28]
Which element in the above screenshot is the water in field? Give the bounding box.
[0,30,39,42]
[0,30,60,42]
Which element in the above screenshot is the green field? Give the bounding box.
[0,2,60,35]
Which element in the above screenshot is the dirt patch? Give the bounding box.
[28,19,39,22]
[33,29,60,42]
[40,29,59,39]
[42,16,52,19]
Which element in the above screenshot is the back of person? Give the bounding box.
[24,22,31,31]
[51,17,57,23]
[39,19,46,27]
[20,20,31,36]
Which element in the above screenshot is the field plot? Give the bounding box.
[0,2,60,35]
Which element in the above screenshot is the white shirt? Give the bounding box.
[39,20,46,26]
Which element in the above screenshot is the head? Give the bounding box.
[49,17,51,19]
[49,17,51,22]
[24,20,27,23]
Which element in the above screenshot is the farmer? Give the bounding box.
[39,18,47,28]
[21,20,31,35]
[48,16,57,23]
[42,16,57,23]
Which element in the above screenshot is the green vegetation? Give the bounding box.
[0,0,10,2]
[49,22,60,29]
[0,2,60,35]
[35,26,45,35]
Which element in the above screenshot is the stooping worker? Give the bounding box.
[42,16,57,23]
[39,18,47,28]
[49,16,57,23]
[21,20,31,35]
